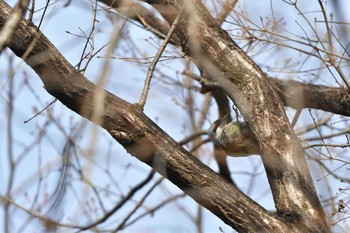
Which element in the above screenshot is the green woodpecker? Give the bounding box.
[208,115,261,156]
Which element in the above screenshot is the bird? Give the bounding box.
[208,115,261,156]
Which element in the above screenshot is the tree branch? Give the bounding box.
[187,73,350,117]
[99,0,181,45]
[270,78,350,116]
[145,0,329,232]
[100,0,350,117]
[0,0,291,232]
[0,0,29,52]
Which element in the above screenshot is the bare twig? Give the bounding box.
[115,177,164,231]
[24,99,57,123]
[120,193,186,230]
[78,170,155,231]
[216,0,238,26]
[138,8,184,108]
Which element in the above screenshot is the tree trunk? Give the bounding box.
[0,0,330,232]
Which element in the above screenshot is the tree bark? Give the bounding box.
[270,77,350,116]
[99,0,350,117]
[146,0,329,232]
[0,0,330,232]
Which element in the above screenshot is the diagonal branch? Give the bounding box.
[100,0,350,117]
[145,0,329,232]
[138,7,183,108]
[99,0,181,45]
[0,0,290,232]
[0,0,29,52]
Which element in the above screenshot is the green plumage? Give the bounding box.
[209,119,261,157]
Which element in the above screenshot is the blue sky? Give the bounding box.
[1,0,350,232]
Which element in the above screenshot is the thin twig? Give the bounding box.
[308,109,333,158]
[178,130,208,145]
[114,177,164,231]
[77,170,155,232]
[304,143,350,150]
[291,108,302,128]
[216,0,238,26]
[120,193,186,230]
[24,99,57,123]
[138,8,184,109]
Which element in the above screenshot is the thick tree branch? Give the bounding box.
[100,0,181,45]
[100,0,350,117]
[0,0,28,51]
[0,1,291,232]
[192,74,350,117]
[145,0,329,232]
[270,78,350,116]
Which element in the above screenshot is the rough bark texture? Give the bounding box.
[100,0,181,45]
[146,0,329,232]
[0,0,331,232]
[270,78,350,116]
[0,1,291,232]
[100,0,350,117]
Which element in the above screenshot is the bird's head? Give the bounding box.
[208,114,229,139]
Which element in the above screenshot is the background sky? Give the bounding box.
[1,0,350,232]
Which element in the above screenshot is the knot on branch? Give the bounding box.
[111,129,157,165]
[110,129,145,147]
[278,211,302,224]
